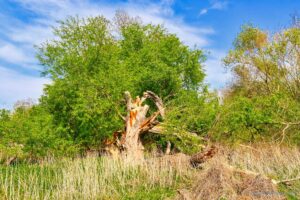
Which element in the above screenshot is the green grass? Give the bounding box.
[1,144,299,199]
[0,156,194,200]
[278,182,300,200]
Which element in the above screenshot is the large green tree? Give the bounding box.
[37,13,210,150]
[214,25,300,144]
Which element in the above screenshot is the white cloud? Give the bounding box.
[199,0,228,15]
[0,43,33,64]
[0,0,226,108]
[200,9,208,15]
[7,0,214,48]
[0,66,50,109]
[203,49,232,89]
[9,25,53,46]
[211,1,228,10]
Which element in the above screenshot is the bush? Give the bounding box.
[212,93,300,144]
[0,104,77,162]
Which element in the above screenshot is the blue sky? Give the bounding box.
[0,0,299,109]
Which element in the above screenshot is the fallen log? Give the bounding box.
[190,145,218,167]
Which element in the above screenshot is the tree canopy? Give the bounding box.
[213,25,300,143]
[36,13,209,151]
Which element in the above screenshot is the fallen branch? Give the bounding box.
[238,144,260,152]
[190,145,218,167]
[279,121,300,144]
[273,177,300,185]
[165,141,171,155]
[226,164,300,185]
[5,156,17,166]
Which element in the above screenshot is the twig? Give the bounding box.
[227,164,300,185]
[273,177,300,185]
[280,123,290,144]
[238,144,260,152]
[279,121,300,144]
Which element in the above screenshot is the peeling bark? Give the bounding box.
[106,91,165,160]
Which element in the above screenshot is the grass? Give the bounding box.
[224,144,300,199]
[0,155,195,200]
[1,144,300,199]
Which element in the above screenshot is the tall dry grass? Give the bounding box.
[227,144,300,180]
[214,144,300,198]
[1,144,300,199]
[0,155,195,200]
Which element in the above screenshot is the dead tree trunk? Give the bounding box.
[108,91,164,160]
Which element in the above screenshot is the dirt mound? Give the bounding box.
[178,163,285,200]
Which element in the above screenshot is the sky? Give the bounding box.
[0,0,299,109]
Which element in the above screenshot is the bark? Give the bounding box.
[165,141,171,155]
[106,91,165,160]
[190,145,218,167]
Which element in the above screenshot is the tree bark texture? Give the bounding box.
[106,91,165,160]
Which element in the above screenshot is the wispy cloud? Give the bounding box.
[0,66,50,109]
[200,0,228,16]
[203,49,232,89]
[200,9,208,15]
[211,0,228,10]
[0,43,33,64]
[0,0,223,108]
[7,0,214,47]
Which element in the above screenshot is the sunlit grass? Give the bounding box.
[1,144,300,199]
[224,144,300,199]
[0,155,194,200]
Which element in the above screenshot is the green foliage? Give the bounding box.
[161,89,219,153]
[224,25,300,100]
[233,24,268,51]
[279,182,300,200]
[0,103,76,162]
[4,14,300,160]
[215,25,300,144]
[37,13,208,150]
[212,94,296,143]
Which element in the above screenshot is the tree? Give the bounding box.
[215,25,300,144]
[37,13,210,152]
[224,25,300,100]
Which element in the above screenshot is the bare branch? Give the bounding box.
[279,121,300,144]
[143,91,165,118]
[273,177,300,185]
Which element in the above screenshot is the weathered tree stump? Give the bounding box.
[106,91,165,160]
